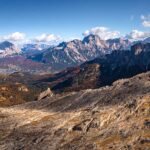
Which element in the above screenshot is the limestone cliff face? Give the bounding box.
[29,35,131,71]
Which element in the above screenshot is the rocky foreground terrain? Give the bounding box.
[0,72,150,150]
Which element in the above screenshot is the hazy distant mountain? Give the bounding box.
[22,43,51,52]
[106,38,131,50]
[143,37,150,43]
[0,41,21,57]
[0,56,51,74]
[29,35,132,71]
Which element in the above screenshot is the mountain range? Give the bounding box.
[28,35,132,71]
[32,42,150,93]
[0,35,150,74]
[1,41,149,95]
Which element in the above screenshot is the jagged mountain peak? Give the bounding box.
[143,37,150,43]
[28,35,133,72]
[0,41,14,50]
[106,37,131,50]
[57,41,67,48]
[83,34,101,42]
[0,41,21,58]
[82,34,106,47]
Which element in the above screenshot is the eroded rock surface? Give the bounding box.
[38,88,53,100]
[0,72,150,150]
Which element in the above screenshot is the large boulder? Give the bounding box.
[37,88,53,100]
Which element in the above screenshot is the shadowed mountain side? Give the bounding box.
[8,71,150,112]
[48,43,150,92]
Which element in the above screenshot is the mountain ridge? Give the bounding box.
[0,35,150,74]
[29,34,132,71]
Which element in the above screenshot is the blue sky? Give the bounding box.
[0,0,149,43]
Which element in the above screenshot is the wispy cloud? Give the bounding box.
[0,28,150,46]
[83,27,120,40]
[0,32,63,45]
[34,33,62,44]
[0,32,26,41]
[141,14,150,27]
[126,30,150,40]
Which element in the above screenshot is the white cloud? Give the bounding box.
[141,15,145,20]
[0,32,62,46]
[0,32,26,41]
[126,30,150,40]
[142,21,150,27]
[83,26,120,40]
[141,14,150,27]
[34,33,62,43]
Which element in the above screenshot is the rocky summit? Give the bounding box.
[0,41,21,58]
[0,72,150,150]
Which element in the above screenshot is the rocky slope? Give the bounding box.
[0,72,150,150]
[106,38,131,50]
[0,72,54,106]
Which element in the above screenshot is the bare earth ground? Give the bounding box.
[0,72,150,150]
